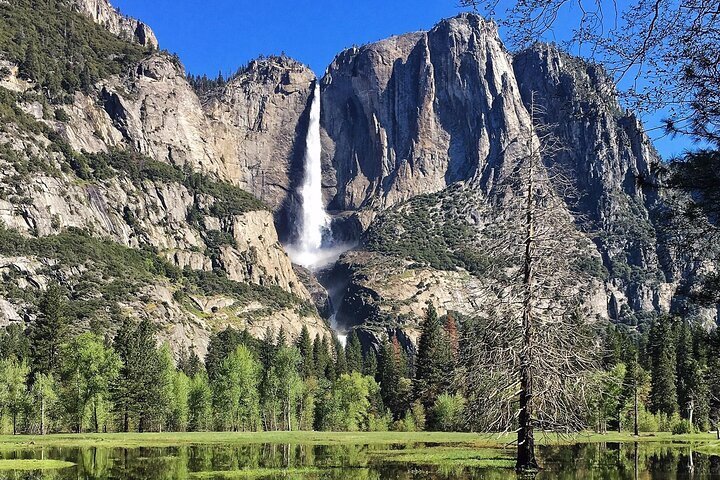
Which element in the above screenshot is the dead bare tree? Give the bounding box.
[459,92,601,473]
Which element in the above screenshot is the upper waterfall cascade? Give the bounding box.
[287,82,340,270]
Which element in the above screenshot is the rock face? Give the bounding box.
[71,0,158,48]
[0,2,331,355]
[317,14,715,346]
[202,57,316,238]
[511,44,680,319]
[321,14,529,211]
[62,53,316,241]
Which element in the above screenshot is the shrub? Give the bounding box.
[672,417,695,435]
[431,393,466,432]
[54,108,70,122]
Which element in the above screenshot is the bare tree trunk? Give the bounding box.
[634,378,639,436]
[40,396,45,435]
[517,92,539,474]
[689,399,694,427]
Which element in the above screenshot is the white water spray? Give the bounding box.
[287,82,333,269]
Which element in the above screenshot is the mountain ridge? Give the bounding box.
[0,1,714,356]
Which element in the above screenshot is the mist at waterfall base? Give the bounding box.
[285,82,351,345]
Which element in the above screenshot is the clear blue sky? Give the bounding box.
[113,0,691,159]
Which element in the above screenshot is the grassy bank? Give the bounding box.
[0,431,502,449]
[0,430,718,449]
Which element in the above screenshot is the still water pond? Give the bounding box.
[0,441,717,479]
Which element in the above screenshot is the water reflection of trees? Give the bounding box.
[1,442,720,479]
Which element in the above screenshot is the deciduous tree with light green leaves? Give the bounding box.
[60,333,121,433]
[212,345,261,431]
[188,372,212,432]
[31,373,57,435]
[0,358,29,434]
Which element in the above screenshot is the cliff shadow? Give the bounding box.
[275,85,315,244]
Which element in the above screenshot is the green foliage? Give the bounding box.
[59,333,121,433]
[0,358,29,434]
[671,417,695,435]
[0,0,150,101]
[0,325,29,364]
[211,345,261,432]
[0,87,48,134]
[648,316,678,416]
[112,319,167,432]
[415,304,456,427]
[188,373,213,432]
[30,372,58,434]
[204,327,257,382]
[260,346,302,431]
[54,108,70,122]
[364,187,492,276]
[378,337,411,419]
[28,284,69,375]
[345,331,363,374]
[296,326,314,379]
[316,372,381,432]
[182,270,313,315]
[432,394,466,432]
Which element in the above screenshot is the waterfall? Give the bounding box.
[287,82,331,269]
[287,81,352,347]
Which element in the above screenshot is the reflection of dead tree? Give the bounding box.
[460,92,600,473]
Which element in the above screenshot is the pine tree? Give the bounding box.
[620,345,640,435]
[112,319,165,432]
[345,331,363,373]
[276,327,287,347]
[378,336,412,419]
[205,327,245,381]
[414,304,453,415]
[321,336,336,381]
[296,325,314,379]
[649,316,678,416]
[363,349,378,379]
[676,321,696,420]
[28,284,68,375]
[313,335,331,380]
[334,337,348,376]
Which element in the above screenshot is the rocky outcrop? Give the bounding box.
[321,14,530,211]
[203,57,315,222]
[60,53,316,241]
[71,0,158,48]
[512,44,683,321]
[319,14,715,342]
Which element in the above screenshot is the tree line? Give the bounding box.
[596,315,720,436]
[0,285,464,434]
[0,282,716,436]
